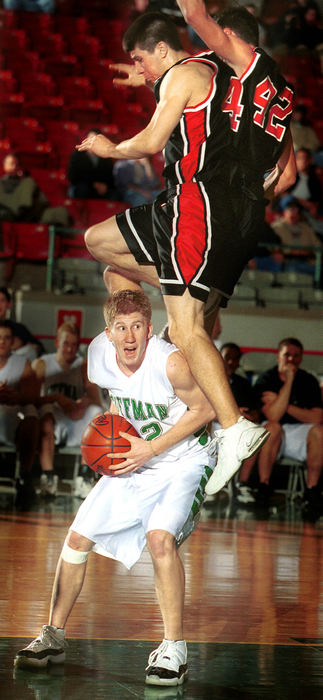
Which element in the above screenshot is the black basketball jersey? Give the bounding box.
[154,51,232,186]
[222,48,294,180]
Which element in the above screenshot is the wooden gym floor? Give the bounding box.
[1,489,323,700]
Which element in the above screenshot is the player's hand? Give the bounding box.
[109,62,146,87]
[76,133,113,158]
[106,432,156,473]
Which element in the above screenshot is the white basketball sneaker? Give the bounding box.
[205,417,269,495]
[145,640,188,686]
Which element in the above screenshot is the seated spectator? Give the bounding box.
[250,337,323,513]
[68,129,117,200]
[272,199,322,275]
[298,3,323,50]
[32,322,102,498]
[0,154,69,227]
[279,148,323,218]
[248,220,284,273]
[0,287,44,358]
[113,156,162,206]
[290,106,321,156]
[210,342,261,505]
[0,320,39,509]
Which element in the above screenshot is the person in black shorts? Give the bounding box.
[78,12,289,494]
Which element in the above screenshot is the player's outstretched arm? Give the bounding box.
[109,62,146,88]
[76,63,194,160]
[176,0,253,73]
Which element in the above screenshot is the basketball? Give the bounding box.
[81,413,139,476]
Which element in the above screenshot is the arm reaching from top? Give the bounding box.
[176,0,254,74]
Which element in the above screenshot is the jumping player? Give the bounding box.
[78,12,270,495]
[14,290,216,686]
[175,0,296,493]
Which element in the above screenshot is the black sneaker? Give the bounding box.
[145,640,188,686]
[256,482,270,507]
[302,485,322,514]
[14,625,67,669]
[15,476,36,510]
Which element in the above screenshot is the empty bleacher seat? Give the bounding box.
[258,286,301,308]
[274,271,314,288]
[231,284,257,306]
[239,269,275,288]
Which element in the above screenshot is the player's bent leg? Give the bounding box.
[14,531,94,670]
[145,530,187,686]
[164,291,269,494]
[85,216,160,290]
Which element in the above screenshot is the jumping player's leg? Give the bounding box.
[85,215,160,290]
[163,290,269,494]
[164,290,240,429]
[14,531,94,668]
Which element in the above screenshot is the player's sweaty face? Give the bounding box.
[107,311,152,374]
[130,46,162,83]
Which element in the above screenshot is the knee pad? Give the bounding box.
[61,540,91,564]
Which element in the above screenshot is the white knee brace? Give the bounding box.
[61,540,91,564]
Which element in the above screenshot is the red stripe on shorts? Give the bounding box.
[175,184,208,285]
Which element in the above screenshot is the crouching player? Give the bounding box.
[14,290,216,687]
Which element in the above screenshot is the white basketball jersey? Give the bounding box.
[0,354,27,389]
[88,333,207,464]
[41,353,84,400]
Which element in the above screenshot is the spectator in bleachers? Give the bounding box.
[3,0,55,12]
[248,219,284,273]
[279,148,323,218]
[0,154,69,227]
[67,129,117,201]
[298,2,323,50]
[0,287,44,358]
[32,321,102,499]
[271,198,322,274]
[0,319,39,509]
[290,106,321,156]
[252,337,323,514]
[113,156,162,206]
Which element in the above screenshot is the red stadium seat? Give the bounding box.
[0,222,17,258]
[67,98,106,127]
[32,32,67,58]
[59,76,96,102]
[18,142,57,171]
[44,54,80,77]
[23,95,66,121]
[4,117,46,150]
[0,93,25,118]
[14,223,52,261]
[29,168,68,205]
[19,72,58,99]
[0,69,18,94]
[84,199,129,227]
[8,51,44,74]
[63,199,88,229]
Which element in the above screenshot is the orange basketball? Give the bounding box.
[81,413,138,476]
